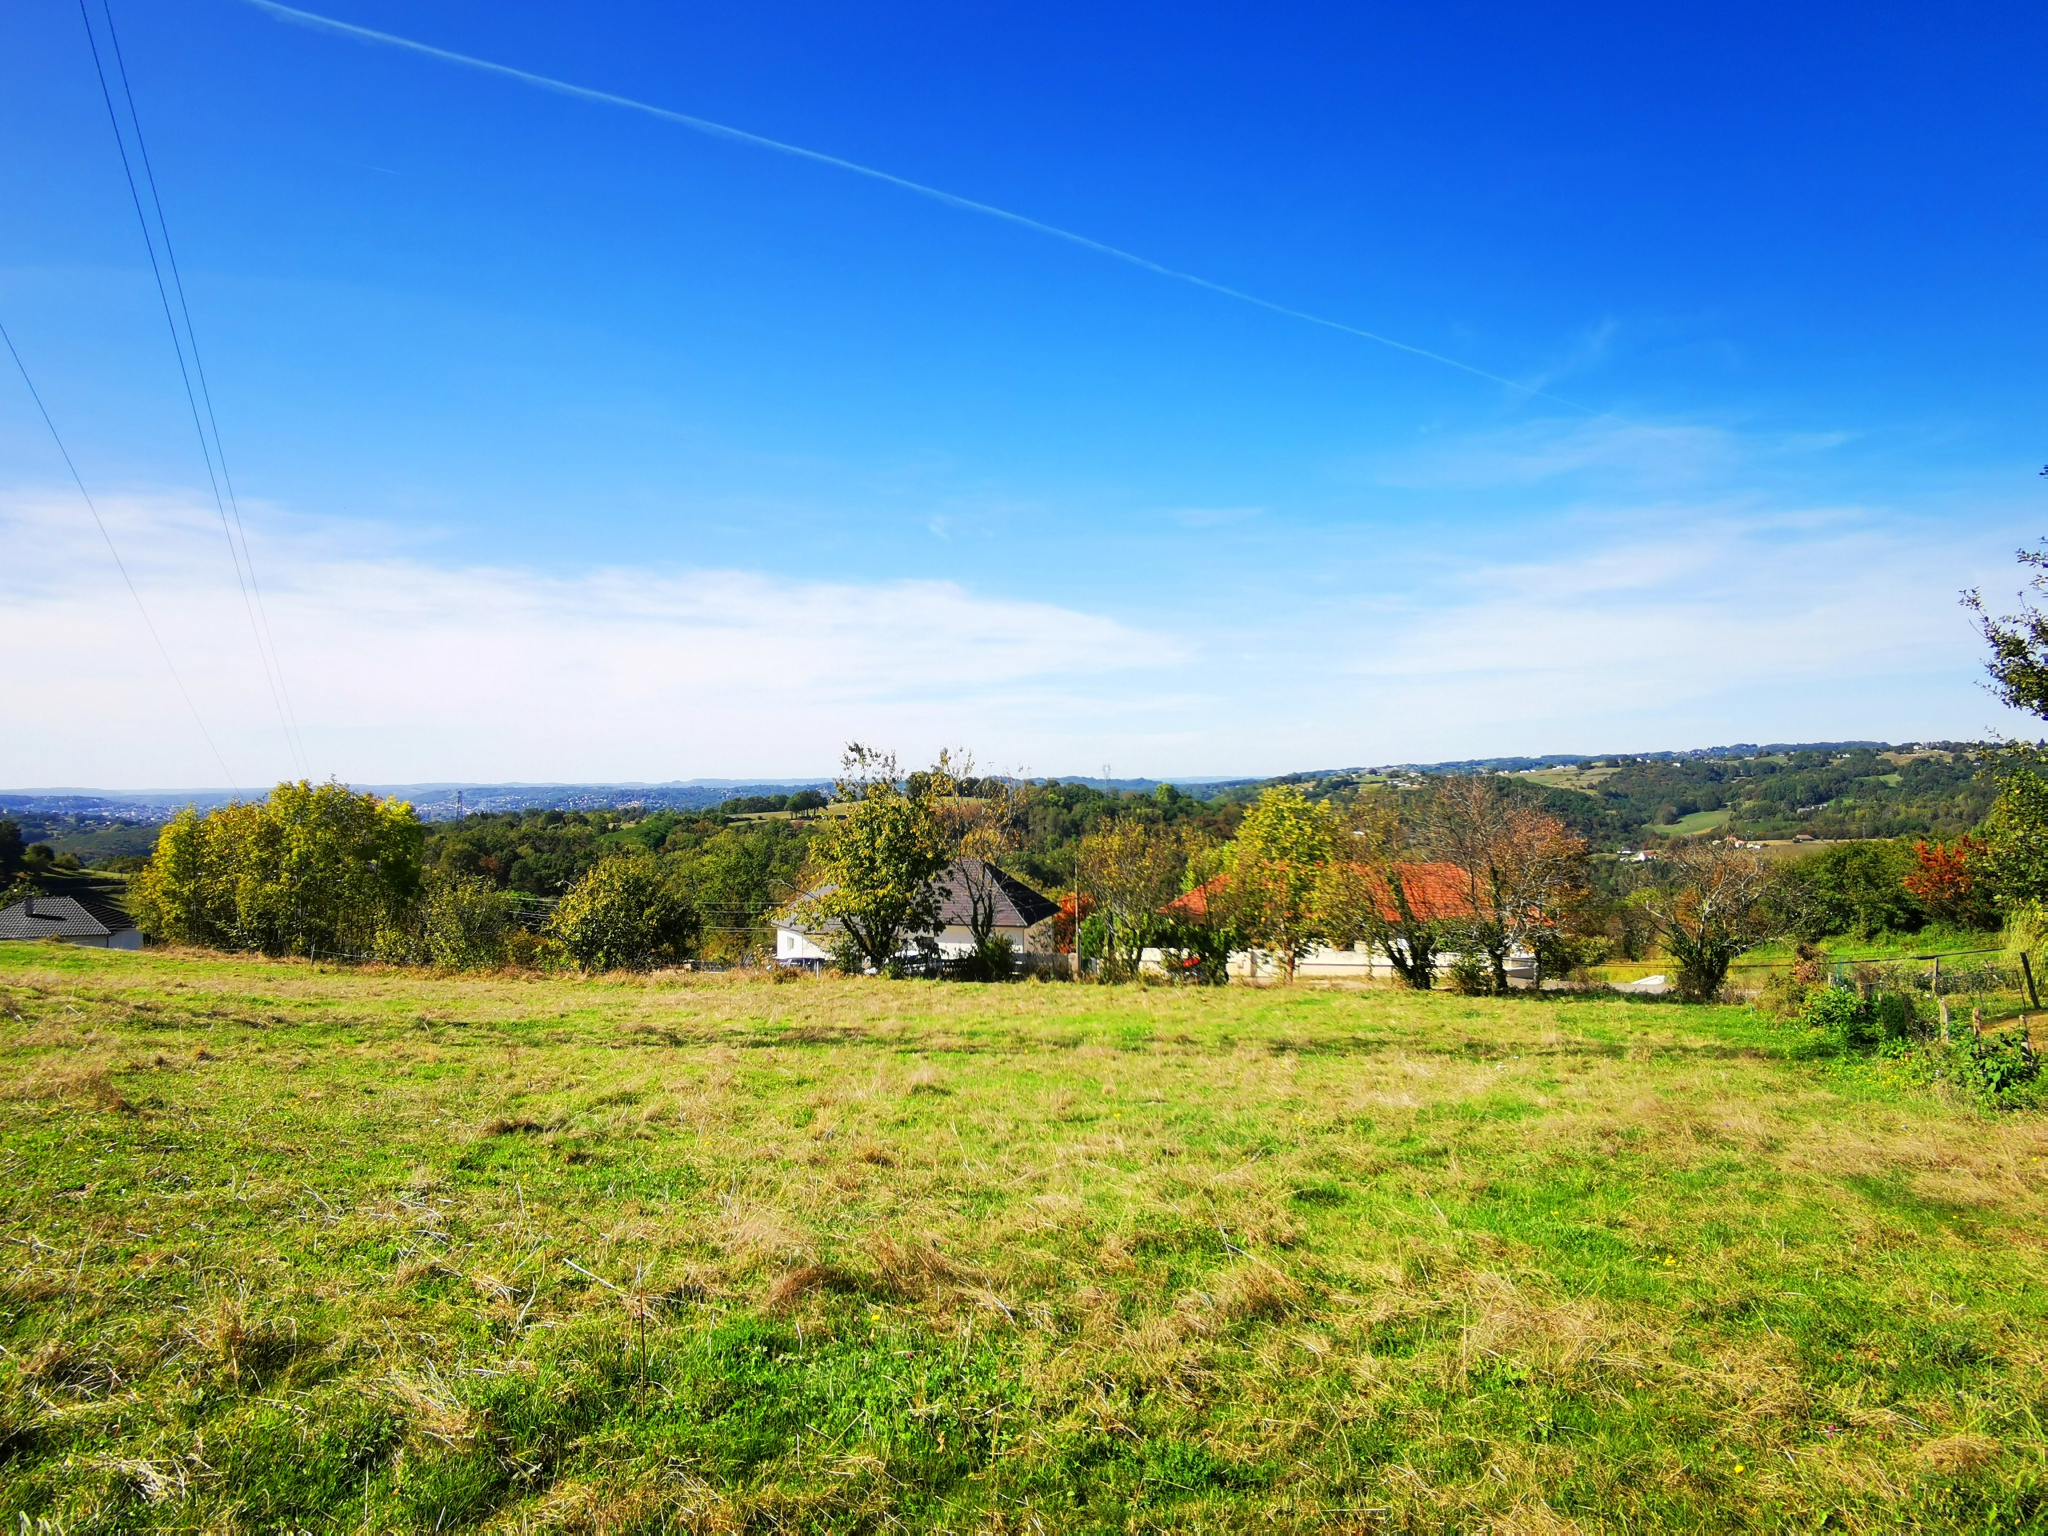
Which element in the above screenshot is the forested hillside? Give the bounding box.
[1276,745,1996,850]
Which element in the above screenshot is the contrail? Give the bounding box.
[242,0,1626,421]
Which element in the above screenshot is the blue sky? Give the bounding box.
[3,0,2045,788]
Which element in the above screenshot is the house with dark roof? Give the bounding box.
[0,892,142,950]
[774,858,1059,968]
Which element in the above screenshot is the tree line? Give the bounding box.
[106,532,2048,984]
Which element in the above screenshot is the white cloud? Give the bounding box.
[1,471,2031,789]
[0,489,1181,787]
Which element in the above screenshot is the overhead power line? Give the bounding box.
[80,0,309,777]
[2,317,238,789]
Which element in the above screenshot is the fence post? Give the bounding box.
[2024,953,2041,1011]
[1934,954,1949,1040]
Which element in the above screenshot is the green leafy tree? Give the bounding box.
[1223,786,1337,981]
[548,855,699,971]
[419,872,518,969]
[1078,819,1188,980]
[0,820,24,884]
[1965,543,2048,720]
[799,744,956,974]
[669,822,810,961]
[1963,543,2048,925]
[1981,765,2048,911]
[1766,840,1925,940]
[130,781,424,957]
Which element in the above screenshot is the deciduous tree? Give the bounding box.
[1078,820,1189,979]
[130,780,424,958]
[1420,777,1590,993]
[799,744,956,974]
[549,855,699,971]
[941,766,1035,980]
[1633,841,1774,1001]
[1223,786,1337,982]
[1903,835,1997,929]
[1314,802,1447,989]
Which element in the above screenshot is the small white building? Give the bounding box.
[0,893,142,950]
[774,859,1058,968]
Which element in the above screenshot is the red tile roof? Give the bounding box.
[1159,862,1475,923]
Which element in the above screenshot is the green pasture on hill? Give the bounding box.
[3,944,2047,1531]
[1646,808,1734,837]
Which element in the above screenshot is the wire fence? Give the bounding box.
[1596,945,2042,1011]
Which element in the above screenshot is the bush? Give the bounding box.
[1909,1025,2044,1108]
[1759,970,1810,1020]
[1155,919,1233,985]
[549,855,699,971]
[952,934,1015,983]
[1799,985,1879,1049]
[1076,914,1109,962]
[1444,951,1493,996]
[1961,1025,2042,1101]
[421,873,516,969]
[1798,984,1926,1049]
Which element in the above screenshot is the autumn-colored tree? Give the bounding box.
[1633,840,1775,1001]
[1315,801,1450,989]
[1052,891,1095,954]
[1419,777,1590,993]
[1904,834,1998,929]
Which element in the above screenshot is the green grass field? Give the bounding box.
[1646,809,1735,838]
[4,943,2046,1532]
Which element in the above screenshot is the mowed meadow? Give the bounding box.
[3,945,2046,1532]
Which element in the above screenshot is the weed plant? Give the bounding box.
[3,944,2047,1530]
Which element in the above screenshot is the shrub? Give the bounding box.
[549,855,699,971]
[1871,991,1925,1041]
[1156,918,1233,985]
[1800,983,1932,1055]
[421,873,516,969]
[952,934,1015,983]
[1444,951,1493,996]
[1799,985,1879,1049]
[1962,1025,2042,1102]
[1759,970,1810,1020]
[1076,913,1109,962]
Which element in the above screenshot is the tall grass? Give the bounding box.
[2,942,2045,1530]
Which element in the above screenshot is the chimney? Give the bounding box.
[23,894,33,917]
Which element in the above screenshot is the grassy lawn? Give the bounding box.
[4,944,2047,1532]
[1647,809,1734,837]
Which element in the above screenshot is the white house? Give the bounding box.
[774,858,1059,968]
[0,892,142,950]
